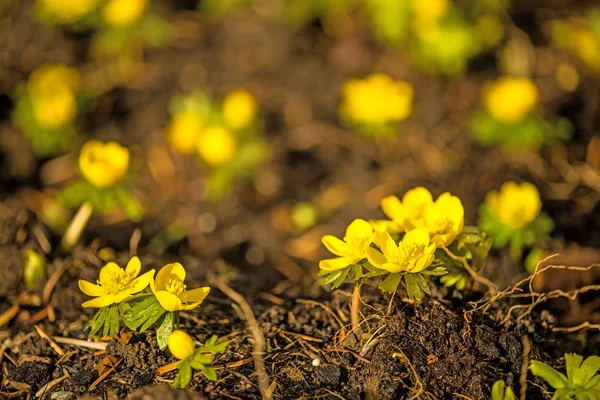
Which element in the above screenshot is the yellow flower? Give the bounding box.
[37,0,101,24]
[366,228,436,273]
[422,192,464,247]
[482,76,539,124]
[411,0,448,24]
[341,74,413,125]
[371,187,434,233]
[166,111,204,155]
[78,257,154,308]
[103,0,147,27]
[222,90,257,130]
[320,219,373,271]
[28,64,81,94]
[79,140,130,189]
[32,89,77,129]
[485,182,541,229]
[150,263,210,312]
[196,126,237,166]
[168,330,196,360]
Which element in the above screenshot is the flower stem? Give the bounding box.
[62,201,93,249]
[351,280,362,337]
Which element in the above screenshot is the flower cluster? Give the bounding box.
[479,181,553,263]
[79,257,227,388]
[166,89,269,199]
[470,76,571,151]
[12,64,82,156]
[550,10,600,75]
[319,187,487,300]
[340,73,414,137]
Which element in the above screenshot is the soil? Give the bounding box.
[1,0,600,399]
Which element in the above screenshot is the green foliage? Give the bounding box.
[491,380,516,400]
[122,294,168,332]
[171,336,230,388]
[86,303,123,338]
[365,0,410,45]
[470,110,572,151]
[479,204,553,260]
[529,354,600,400]
[318,263,363,290]
[277,0,355,34]
[199,0,250,16]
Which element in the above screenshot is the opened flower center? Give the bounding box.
[396,244,426,265]
[345,234,370,257]
[166,277,187,296]
[99,269,131,294]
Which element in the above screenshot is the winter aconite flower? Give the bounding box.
[78,257,155,308]
[371,187,433,233]
[103,0,147,27]
[367,227,436,273]
[166,111,204,155]
[483,76,539,124]
[422,193,464,247]
[341,74,413,125]
[485,182,541,229]
[36,0,101,25]
[196,126,237,166]
[222,89,257,130]
[320,219,373,271]
[151,263,210,312]
[168,330,196,360]
[79,140,130,189]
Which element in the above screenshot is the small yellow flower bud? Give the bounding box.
[222,90,257,130]
[168,330,196,360]
[79,140,130,189]
[166,112,204,155]
[103,0,147,27]
[196,126,237,166]
[485,182,541,229]
[482,76,539,124]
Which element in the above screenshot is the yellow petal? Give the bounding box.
[110,292,134,304]
[345,219,373,239]
[401,227,430,251]
[366,247,387,269]
[322,235,348,257]
[123,269,154,294]
[520,182,541,222]
[372,230,397,259]
[78,280,104,297]
[184,287,210,304]
[412,244,436,273]
[319,257,350,272]
[381,262,404,273]
[380,195,404,222]
[155,290,183,312]
[98,262,122,285]
[402,187,433,211]
[180,301,203,311]
[82,294,116,308]
[125,256,141,279]
[369,219,390,232]
[155,263,186,291]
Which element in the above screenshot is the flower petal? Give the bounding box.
[345,219,373,240]
[155,290,183,312]
[319,257,350,272]
[98,262,122,285]
[400,227,430,251]
[322,235,348,257]
[125,256,141,279]
[402,187,433,212]
[412,244,436,273]
[82,294,116,308]
[78,280,104,297]
[155,263,186,290]
[366,247,387,269]
[180,301,202,311]
[123,269,155,294]
[381,262,404,273]
[185,287,210,304]
[381,195,404,222]
[373,230,397,259]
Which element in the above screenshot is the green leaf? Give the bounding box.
[585,374,600,390]
[414,273,431,296]
[86,307,108,338]
[123,295,166,331]
[114,188,144,222]
[202,365,217,381]
[574,355,600,387]
[321,270,343,286]
[530,360,569,389]
[403,274,423,302]
[156,312,175,350]
[178,361,193,388]
[332,267,351,289]
[171,374,181,389]
[378,273,402,294]
[491,380,516,400]
[198,336,230,354]
[567,353,585,383]
[422,266,448,276]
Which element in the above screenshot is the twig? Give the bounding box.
[35,370,69,398]
[34,325,64,356]
[0,337,11,364]
[129,228,142,256]
[62,201,93,249]
[52,336,109,351]
[520,336,531,400]
[0,304,20,328]
[350,281,362,338]
[552,321,600,332]
[88,358,122,391]
[43,262,67,305]
[213,278,272,400]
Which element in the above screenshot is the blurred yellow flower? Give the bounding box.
[196,126,237,166]
[341,74,414,125]
[422,192,464,247]
[150,263,210,312]
[367,228,436,273]
[79,140,130,189]
[485,182,541,229]
[103,0,147,27]
[37,0,101,24]
[222,89,257,130]
[166,111,204,155]
[28,64,81,94]
[411,0,448,40]
[168,330,196,360]
[320,219,373,271]
[32,89,77,129]
[78,256,154,308]
[482,76,539,124]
